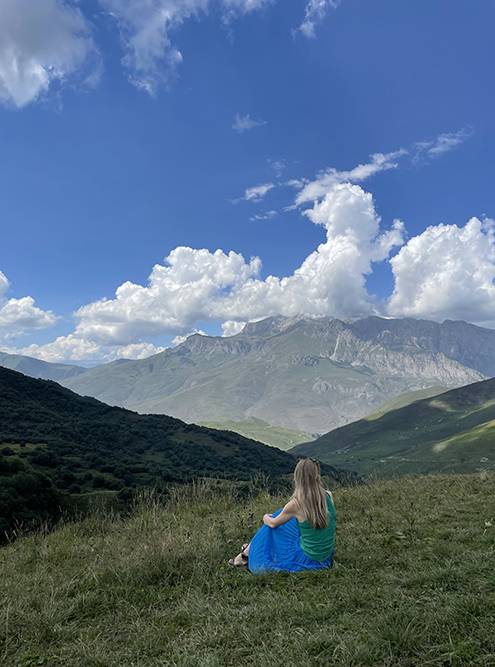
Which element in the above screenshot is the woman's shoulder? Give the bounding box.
[284,497,300,512]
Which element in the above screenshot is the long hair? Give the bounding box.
[293,458,328,529]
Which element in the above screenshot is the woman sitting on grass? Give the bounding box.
[229,458,336,573]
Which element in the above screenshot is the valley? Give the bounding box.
[293,377,495,477]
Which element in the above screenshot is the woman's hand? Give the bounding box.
[263,513,273,527]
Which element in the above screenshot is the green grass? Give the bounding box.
[200,418,312,450]
[366,385,448,420]
[293,377,495,477]
[1,474,494,666]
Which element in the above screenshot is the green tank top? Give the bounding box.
[298,492,336,562]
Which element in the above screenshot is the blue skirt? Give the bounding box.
[248,508,334,574]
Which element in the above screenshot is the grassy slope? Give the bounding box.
[0,365,302,486]
[292,378,495,477]
[1,474,494,666]
[200,418,312,450]
[366,385,448,420]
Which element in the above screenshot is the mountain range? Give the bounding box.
[2,316,495,437]
[0,351,85,382]
[60,316,495,434]
[293,377,495,477]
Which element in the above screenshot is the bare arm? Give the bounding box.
[263,498,299,529]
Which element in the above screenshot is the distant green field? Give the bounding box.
[1,474,494,666]
[201,417,312,450]
[293,378,495,477]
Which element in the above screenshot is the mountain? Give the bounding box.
[0,367,356,536]
[292,377,495,477]
[200,418,311,450]
[0,350,86,382]
[61,316,494,435]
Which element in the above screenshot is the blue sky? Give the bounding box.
[1,0,495,362]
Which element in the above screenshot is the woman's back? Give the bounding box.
[297,492,336,562]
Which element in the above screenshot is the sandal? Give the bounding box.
[228,543,249,567]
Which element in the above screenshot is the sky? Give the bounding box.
[1,0,495,363]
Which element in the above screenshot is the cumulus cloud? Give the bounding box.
[299,0,341,38]
[73,247,261,346]
[14,335,165,364]
[11,183,405,362]
[221,320,246,336]
[232,112,267,133]
[213,184,404,321]
[388,217,495,326]
[11,187,495,362]
[0,0,97,108]
[0,270,58,342]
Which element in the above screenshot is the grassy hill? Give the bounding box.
[0,367,356,537]
[292,378,495,477]
[366,385,448,420]
[200,417,312,450]
[0,473,493,666]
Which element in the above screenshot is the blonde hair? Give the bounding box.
[293,458,328,529]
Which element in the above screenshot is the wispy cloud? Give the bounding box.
[413,127,474,162]
[268,159,288,177]
[244,182,275,202]
[232,112,267,133]
[293,128,474,205]
[295,150,407,205]
[299,0,341,38]
[250,210,278,221]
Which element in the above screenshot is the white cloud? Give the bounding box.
[222,0,274,20]
[268,159,287,177]
[388,217,495,326]
[232,112,267,133]
[12,183,495,362]
[100,1,275,94]
[414,128,473,162]
[0,0,96,108]
[13,335,165,363]
[291,129,472,207]
[99,0,206,94]
[0,270,58,342]
[250,210,278,221]
[171,329,207,346]
[73,247,261,346]
[295,150,407,205]
[221,320,246,336]
[13,184,404,361]
[299,0,341,38]
[214,184,404,321]
[244,182,274,202]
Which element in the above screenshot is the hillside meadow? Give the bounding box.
[1,473,494,666]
